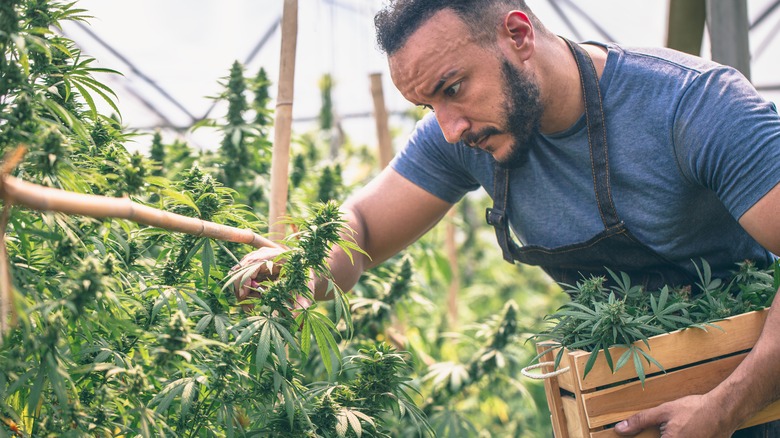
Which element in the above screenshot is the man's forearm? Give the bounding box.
[708,292,780,430]
[306,168,454,302]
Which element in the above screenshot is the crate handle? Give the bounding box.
[521,361,570,379]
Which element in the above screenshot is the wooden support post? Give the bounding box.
[706,0,751,80]
[369,73,394,169]
[269,0,298,240]
[666,0,706,55]
[445,209,460,328]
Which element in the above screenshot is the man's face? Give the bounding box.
[388,9,543,167]
[496,58,543,168]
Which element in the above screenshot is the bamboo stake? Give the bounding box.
[0,204,14,340]
[0,147,27,341]
[706,0,752,80]
[0,176,282,249]
[666,0,706,56]
[268,0,298,240]
[369,73,394,168]
[445,209,460,328]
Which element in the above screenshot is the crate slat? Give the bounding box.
[536,308,773,436]
[590,427,659,438]
[739,399,780,429]
[569,310,767,391]
[583,398,780,437]
[561,395,587,438]
[583,353,746,428]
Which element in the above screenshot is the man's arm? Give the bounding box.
[311,166,453,300]
[616,181,780,437]
[233,166,453,303]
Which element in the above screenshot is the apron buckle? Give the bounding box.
[486,207,506,226]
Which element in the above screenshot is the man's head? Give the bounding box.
[375,0,546,56]
[377,1,549,167]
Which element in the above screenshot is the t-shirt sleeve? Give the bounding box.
[674,66,780,220]
[390,112,481,203]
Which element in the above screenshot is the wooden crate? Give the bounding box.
[534,309,780,438]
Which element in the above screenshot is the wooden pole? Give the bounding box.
[269,0,298,240]
[706,0,752,80]
[666,0,706,55]
[0,175,282,249]
[0,204,14,340]
[369,73,394,169]
[445,209,460,328]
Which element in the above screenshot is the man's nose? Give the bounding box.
[435,106,469,144]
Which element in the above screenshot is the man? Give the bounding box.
[236,1,780,436]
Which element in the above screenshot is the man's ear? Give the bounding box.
[502,11,534,60]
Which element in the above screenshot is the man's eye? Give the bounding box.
[444,82,461,97]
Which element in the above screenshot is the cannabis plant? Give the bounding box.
[532,260,779,384]
[1,2,435,436]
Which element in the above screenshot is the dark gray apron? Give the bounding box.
[486,39,696,291]
[489,39,779,438]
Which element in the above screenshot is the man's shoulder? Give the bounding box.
[599,42,751,113]
[606,43,728,79]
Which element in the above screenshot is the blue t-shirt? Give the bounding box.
[391,43,780,280]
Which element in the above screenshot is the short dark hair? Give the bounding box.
[374,0,545,55]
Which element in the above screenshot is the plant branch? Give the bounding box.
[0,175,282,250]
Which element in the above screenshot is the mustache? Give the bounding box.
[461,127,502,147]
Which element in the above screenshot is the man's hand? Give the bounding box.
[614,394,736,438]
[229,247,286,311]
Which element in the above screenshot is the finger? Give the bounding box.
[292,295,312,311]
[233,273,250,300]
[614,407,666,436]
[229,265,253,297]
[238,251,284,278]
[233,265,275,301]
[230,247,286,303]
[236,280,260,301]
[250,260,281,282]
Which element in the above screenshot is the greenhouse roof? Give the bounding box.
[61,0,780,151]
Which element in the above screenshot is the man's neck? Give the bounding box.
[537,37,608,135]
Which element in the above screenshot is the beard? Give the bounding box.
[463,59,543,168]
[499,59,543,168]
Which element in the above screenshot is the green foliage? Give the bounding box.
[339,196,559,436]
[1,0,116,149]
[190,62,274,209]
[533,260,779,385]
[251,67,272,134]
[149,130,165,177]
[350,255,415,339]
[1,3,584,436]
[0,2,432,436]
[319,74,334,132]
[418,301,545,436]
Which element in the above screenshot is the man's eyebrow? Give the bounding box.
[427,69,459,98]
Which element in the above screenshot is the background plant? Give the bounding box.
[0,2,430,436]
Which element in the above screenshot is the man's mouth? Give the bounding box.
[467,134,489,150]
[464,128,501,151]
[477,135,492,152]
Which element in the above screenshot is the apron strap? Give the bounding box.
[564,38,620,228]
[486,167,520,263]
[487,38,620,262]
